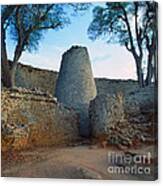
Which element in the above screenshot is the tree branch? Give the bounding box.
[1,5,17,25]
[13,6,25,63]
[118,3,137,58]
[125,41,132,52]
[134,2,143,58]
[37,23,62,30]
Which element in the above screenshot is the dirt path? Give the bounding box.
[2,145,156,180]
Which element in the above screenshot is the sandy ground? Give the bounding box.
[1,144,157,180]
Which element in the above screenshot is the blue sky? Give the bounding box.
[6,3,137,79]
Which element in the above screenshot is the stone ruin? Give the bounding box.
[55,46,97,137]
[89,85,157,149]
[54,45,156,148]
[1,45,156,152]
[1,87,80,151]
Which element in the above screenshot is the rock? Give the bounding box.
[124,85,157,123]
[95,78,139,96]
[55,46,97,137]
[1,122,29,151]
[117,144,129,150]
[77,166,102,179]
[89,93,124,137]
[89,145,98,149]
[1,89,80,151]
[89,86,157,148]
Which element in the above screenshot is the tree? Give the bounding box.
[143,2,158,85]
[1,6,17,87]
[88,2,157,87]
[1,3,90,87]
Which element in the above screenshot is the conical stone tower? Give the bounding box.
[55,46,97,137]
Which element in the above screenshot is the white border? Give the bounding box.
[0,0,162,185]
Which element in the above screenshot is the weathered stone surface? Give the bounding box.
[2,62,140,97]
[6,61,58,95]
[55,46,97,137]
[89,86,157,148]
[123,85,157,145]
[124,85,157,123]
[77,166,102,179]
[89,93,124,137]
[95,78,139,96]
[1,88,80,152]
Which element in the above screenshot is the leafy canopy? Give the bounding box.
[2,3,90,53]
[88,2,156,49]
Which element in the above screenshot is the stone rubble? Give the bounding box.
[1,88,80,151]
[89,85,157,149]
[2,83,157,151]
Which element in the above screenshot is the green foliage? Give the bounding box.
[2,3,90,53]
[88,2,130,45]
[88,2,156,47]
[88,1,157,86]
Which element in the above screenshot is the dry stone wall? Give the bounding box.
[14,62,58,95]
[89,93,124,137]
[2,62,139,97]
[55,46,97,137]
[89,86,157,149]
[95,78,139,95]
[1,88,79,151]
[1,61,157,150]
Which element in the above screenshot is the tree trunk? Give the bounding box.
[153,32,158,85]
[1,28,12,88]
[10,43,23,87]
[1,6,17,88]
[1,51,12,88]
[10,62,18,87]
[145,53,153,86]
[135,58,144,87]
[153,48,158,85]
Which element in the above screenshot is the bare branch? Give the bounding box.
[125,41,132,52]
[118,3,137,58]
